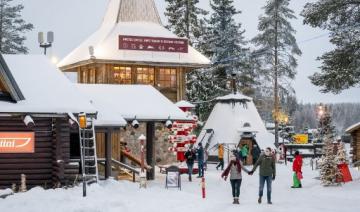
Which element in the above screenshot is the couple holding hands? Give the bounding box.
[221,147,276,205]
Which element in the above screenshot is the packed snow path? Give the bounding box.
[0,163,359,212]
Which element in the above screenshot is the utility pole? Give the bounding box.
[274,0,280,147]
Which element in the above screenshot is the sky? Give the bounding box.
[18,0,360,104]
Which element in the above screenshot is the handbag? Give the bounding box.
[296,172,303,180]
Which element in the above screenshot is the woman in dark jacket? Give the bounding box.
[221,155,250,204]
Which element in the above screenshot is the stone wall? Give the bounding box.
[120,123,177,165]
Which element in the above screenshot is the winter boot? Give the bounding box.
[258,197,262,204]
[189,175,192,182]
[233,198,236,204]
[235,198,240,204]
[268,201,273,205]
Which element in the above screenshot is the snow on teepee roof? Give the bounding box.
[58,0,210,69]
[215,93,252,102]
[197,92,274,154]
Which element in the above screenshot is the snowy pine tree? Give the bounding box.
[207,0,251,91]
[164,0,208,45]
[0,0,33,54]
[252,0,302,146]
[302,0,360,94]
[319,108,342,186]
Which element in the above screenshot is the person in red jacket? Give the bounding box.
[292,151,303,188]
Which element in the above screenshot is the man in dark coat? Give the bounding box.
[184,147,196,181]
[196,143,205,178]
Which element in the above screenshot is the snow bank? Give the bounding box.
[0,189,13,198]
[1,163,359,212]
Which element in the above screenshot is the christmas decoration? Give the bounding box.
[169,101,198,161]
[318,107,342,186]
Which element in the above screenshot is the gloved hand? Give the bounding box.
[248,171,254,175]
[272,175,276,181]
[223,176,227,181]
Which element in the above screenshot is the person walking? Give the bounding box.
[184,147,196,182]
[240,144,249,163]
[292,151,303,188]
[216,144,224,170]
[221,155,250,204]
[249,147,276,204]
[196,143,205,178]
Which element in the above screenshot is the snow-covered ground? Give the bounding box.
[1,162,359,212]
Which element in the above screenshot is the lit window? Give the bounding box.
[158,68,177,88]
[136,67,154,85]
[114,66,132,84]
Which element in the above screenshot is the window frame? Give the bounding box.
[136,67,155,85]
[113,66,132,84]
[158,68,177,88]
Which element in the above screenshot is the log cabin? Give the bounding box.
[346,122,360,166]
[57,0,210,103]
[0,54,96,189]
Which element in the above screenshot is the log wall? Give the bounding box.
[351,129,360,164]
[0,116,78,189]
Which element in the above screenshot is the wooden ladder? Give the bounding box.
[79,117,99,184]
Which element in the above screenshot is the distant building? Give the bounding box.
[346,122,360,166]
[58,0,210,102]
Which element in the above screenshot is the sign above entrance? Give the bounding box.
[0,132,35,153]
[119,35,188,53]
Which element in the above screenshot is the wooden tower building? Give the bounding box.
[58,0,210,102]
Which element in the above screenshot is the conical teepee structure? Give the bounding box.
[197,93,275,159]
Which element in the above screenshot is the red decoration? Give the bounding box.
[337,163,353,183]
[168,117,197,162]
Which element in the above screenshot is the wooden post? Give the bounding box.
[146,122,155,180]
[284,145,287,166]
[105,129,112,179]
[53,118,64,186]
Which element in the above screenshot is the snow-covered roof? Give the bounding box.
[197,93,274,153]
[175,100,195,108]
[58,0,210,69]
[215,93,253,102]
[77,84,190,121]
[0,54,24,102]
[0,55,96,115]
[345,122,360,134]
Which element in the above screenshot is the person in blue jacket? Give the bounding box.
[196,143,205,178]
